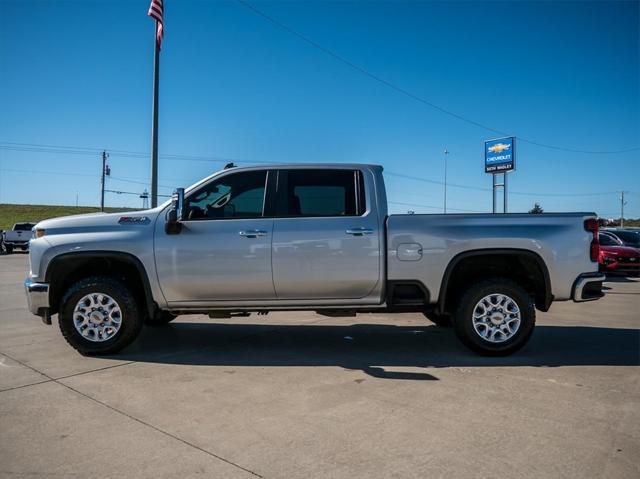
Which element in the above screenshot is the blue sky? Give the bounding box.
[0,0,638,217]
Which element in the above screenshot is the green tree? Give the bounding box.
[529,203,544,214]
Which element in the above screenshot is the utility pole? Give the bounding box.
[150,33,160,208]
[100,150,110,212]
[140,189,150,209]
[443,149,449,214]
[620,191,628,227]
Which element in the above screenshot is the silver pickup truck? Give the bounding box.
[25,164,605,356]
[4,222,36,253]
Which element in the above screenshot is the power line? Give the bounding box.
[0,167,95,178]
[0,168,174,190]
[109,176,175,190]
[384,171,620,197]
[235,0,639,155]
[0,142,246,164]
[385,171,490,192]
[2,141,635,198]
[105,189,171,198]
[389,200,484,213]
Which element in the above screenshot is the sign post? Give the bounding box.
[485,137,515,213]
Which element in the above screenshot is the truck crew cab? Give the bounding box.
[25,164,605,356]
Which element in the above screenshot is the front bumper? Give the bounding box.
[572,273,606,302]
[600,262,640,276]
[24,278,51,323]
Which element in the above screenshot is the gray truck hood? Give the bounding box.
[35,209,163,233]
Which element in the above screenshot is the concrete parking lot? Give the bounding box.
[1,253,638,478]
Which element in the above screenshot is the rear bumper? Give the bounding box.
[572,273,606,302]
[24,278,51,323]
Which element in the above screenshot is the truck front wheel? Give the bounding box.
[453,278,535,356]
[58,276,143,355]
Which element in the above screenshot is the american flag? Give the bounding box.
[147,0,164,49]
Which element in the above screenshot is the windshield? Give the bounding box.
[13,223,34,231]
[599,233,621,246]
[609,230,640,246]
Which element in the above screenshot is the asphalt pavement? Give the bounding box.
[1,253,638,478]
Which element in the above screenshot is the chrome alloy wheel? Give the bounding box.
[472,293,521,343]
[72,293,123,342]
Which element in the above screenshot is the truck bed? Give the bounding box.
[387,212,598,303]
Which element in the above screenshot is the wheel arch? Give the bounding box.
[438,248,552,314]
[45,251,156,318]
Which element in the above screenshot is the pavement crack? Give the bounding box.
[0,358,136,393]
[0,378,52,393]
[0,351,264,478]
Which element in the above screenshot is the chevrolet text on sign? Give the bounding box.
[485,137,515,173]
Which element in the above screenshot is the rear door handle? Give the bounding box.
[239,230,268,238]
[346,228,373,236]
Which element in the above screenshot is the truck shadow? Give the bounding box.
[117,322,640,380]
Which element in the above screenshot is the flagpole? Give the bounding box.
[150,25,160,208]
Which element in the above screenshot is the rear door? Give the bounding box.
[271,169,380,300]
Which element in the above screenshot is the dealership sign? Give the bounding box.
[485,137,515,173]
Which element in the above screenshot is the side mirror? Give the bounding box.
[165,188,185,235]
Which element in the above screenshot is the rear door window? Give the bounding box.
[278,169,364,217]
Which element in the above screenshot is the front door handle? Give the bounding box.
[346,228,374,236]
[239,230,268,238]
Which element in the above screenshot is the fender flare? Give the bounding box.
[45,251,157,317]
[437,248,553,314]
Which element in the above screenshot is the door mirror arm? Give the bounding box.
[165,187,185,235]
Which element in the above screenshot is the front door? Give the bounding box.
[271,169,381,300]
[154,169,275,303]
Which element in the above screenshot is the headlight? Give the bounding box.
[33,229,46,239]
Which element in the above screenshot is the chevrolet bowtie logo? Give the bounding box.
[488,143,511,154]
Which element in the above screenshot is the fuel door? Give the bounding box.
[397,243,423,261]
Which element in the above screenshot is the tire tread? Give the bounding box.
[453,277,536,356]
[58,275,142,355]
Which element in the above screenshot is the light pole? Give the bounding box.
[443,149,449,214]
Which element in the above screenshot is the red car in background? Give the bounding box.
[598,232,640,276]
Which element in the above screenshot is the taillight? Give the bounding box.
[584,218,599,262]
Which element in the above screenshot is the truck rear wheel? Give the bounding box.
[453,278,535,356]
[58,276,143,355]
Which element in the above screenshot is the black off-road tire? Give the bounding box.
[422,311,452,327]
[58,276,143,355]
[453,278,535,356]
[144,311,177,327]
[5,244,13,254]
